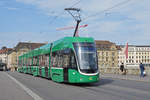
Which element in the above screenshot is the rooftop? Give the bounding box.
[0,48,13,54]
[15,42,46,51]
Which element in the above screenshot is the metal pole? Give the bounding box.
[74,20,81,37]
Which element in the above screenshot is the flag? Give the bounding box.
[124,42,128,59]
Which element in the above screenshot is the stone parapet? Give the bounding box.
[99,67,150,75]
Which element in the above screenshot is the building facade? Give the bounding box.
[7,50,17,71]
[95,40,118,73]
[0,48,12,70]
[118,45,150,67]
[7,42,46,71]
[118,45,150,75]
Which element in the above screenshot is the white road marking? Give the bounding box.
[5,73,44,100]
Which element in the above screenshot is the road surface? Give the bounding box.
[1,71,150,100]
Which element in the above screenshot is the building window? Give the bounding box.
[112,57,115,62]
[106,57,108,61]
[99,52,101,56]
[102,52,104,55]
[112,63,115,67]
[106,52,108,56]
[112,52,115,56]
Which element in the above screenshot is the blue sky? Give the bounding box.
[0,0,150,48]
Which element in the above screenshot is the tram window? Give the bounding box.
[28,58,30,66]
[23,58,25,65]
[33,57,38,66]
[24,58,26,66]
[70,55,77,68]
[39,56,41,66]
[35,57,38,66]
[33,58,35,65]
[45,54,49,67]
[21,59,23,66]
[62,49,70,68]
[23,58,25,66]
[28,58,29,66]
[55,55,59,67]
[57,55,63,67]
[41,56,44,66]
[27,58,29,66]
[29,58,31,66]
[39,55,45,66]
[52,49,77,68]
[70,49,77,68]
[22,58,24,66]
[63,55,70,68]
[52,52,58,67]
[58,49,76,68]
[25,58,27,66]
[30,58,32,66]
[27,58,31,66]
[39,54,49,67]
[26,59,28,66]
[42,56,45,66]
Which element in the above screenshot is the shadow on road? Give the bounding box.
[65,78,114,87]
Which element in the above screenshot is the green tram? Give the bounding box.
[18,37,99,83]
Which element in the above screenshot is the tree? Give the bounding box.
[1,46,7,50]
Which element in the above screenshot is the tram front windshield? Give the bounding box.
[74,43,98,73]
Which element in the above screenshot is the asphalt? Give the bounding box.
[0,72,34,100]
[1,71,150,100]
[101,73,150,82]
[8,71,150,100]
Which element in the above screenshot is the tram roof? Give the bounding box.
[52,37,94,51]
[53,37,94,46]
[19,37,94,58]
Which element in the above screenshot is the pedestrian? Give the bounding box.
[139,63,145,77]
[120,63,125,75]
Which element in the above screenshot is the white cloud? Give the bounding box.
[0,32,57,48]
[16,0,38,4]
[14,0,150,45]
[4,7,18,10]
[16,0,129,16]
[16,0,77,12]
